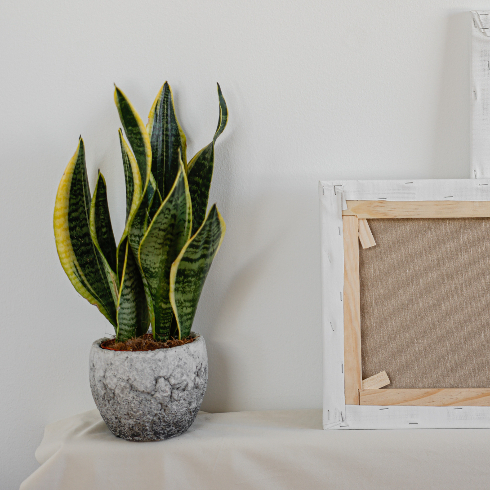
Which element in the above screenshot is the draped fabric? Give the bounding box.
[21,409,490,490]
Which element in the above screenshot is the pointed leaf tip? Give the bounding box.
[148,82,187,199]
[114,86,151,193]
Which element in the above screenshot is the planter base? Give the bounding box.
[89,334,208,441]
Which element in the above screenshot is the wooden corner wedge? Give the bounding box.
[358,219,376,249]
[362,371,390,390]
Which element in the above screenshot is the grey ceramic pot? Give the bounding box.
[89,334,208,442]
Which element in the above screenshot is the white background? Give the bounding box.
[0,1,480,487]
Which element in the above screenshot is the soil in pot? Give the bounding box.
[101,333,196,352]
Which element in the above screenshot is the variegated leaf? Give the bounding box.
[148,82,187,200]
[127,185,152,263]
[187,85,228,234]
[139,160,192,340]
[54,138,117,327]
[124,178,158,332]
[214,83,228,143]
[89,172,118,303]
[117,238,149,341]
[118,129,142,223]
[147,172,162,224]
[114,89,163,278]
[116,129,143,285]
[114,86,152,191]
[169,204,225,339]
[187,143,214,235]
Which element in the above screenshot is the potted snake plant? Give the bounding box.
[53,82,228,441]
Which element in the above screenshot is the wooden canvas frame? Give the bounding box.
[344,201,490,407]
[320,180,490,429]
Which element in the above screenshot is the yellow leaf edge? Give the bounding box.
[53,140,113,322]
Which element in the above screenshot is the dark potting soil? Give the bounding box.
[101,333,196,352]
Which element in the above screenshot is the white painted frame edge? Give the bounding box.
[472,11,490,178]
[319,182,345,428]
[319,179,490,429]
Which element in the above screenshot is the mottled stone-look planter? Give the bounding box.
[89,334,207,442]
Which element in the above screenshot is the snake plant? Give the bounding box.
[54,83,228,342]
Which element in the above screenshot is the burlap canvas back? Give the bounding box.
[360,218,490,388]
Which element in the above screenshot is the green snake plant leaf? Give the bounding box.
[89,172,118,303]
[213,83,228,143]
[147,172,162,224]
[187,85,228,234]
[54,138,117,327]
[120,133,134,222]
[169,204,226,339]
[148,82,187,200]
[114,88,157,267]
[116,129,143,284]
[122,172,162,329]
[114,86,151,281]
[187,143,214,235]
[114,86,152,192]
[126,172,162,329]
[118,129,143,223]
[114,85,152,277]
[139,160,192,340]
[127,184,153,264]
[117,238,149,341]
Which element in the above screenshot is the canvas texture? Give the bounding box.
[360,218,490,388]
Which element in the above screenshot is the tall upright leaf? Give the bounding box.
[114,87,152,192]
[54,139,117,327]
[187,85,228,234]
[90,172,117,271]
[118,129,144,228]
[139,161,192,340]
[117,238,149,341]
[116,129,143,285]
[89,172,118,303]
[114,87,152,281]
[134,173,163,332]
[119,131,134,222]
[148,82,187,200]
[169,205,226,338]
[123,174,160,330]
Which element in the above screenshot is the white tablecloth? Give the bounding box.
[20,408,490,490]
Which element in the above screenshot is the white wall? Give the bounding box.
[0,0,481,487]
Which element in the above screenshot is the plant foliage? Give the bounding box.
[54,83,227,341]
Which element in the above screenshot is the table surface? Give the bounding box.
[20,408,490,490]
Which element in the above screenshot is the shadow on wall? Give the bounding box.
[431,11,471,178]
